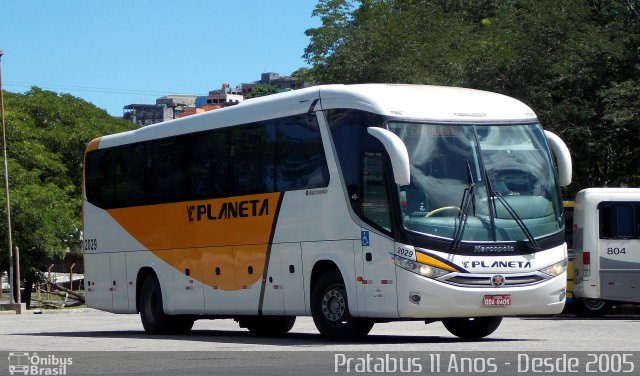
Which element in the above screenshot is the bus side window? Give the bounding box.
[191,129,231,199]
[275,114,329,191]
[146,139,187,204]
[361,152,392,233]
[599,203,636,239]
[232,123,276,195]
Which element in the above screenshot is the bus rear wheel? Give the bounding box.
[139,274,194,334]
[238,316,296,335]
[311,270,374,340]
[442,316,502,339]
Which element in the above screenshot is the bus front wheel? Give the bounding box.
[311,270,374,340]
[441,316,502,339]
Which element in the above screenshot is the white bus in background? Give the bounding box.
[572,188,640,316]
[83,84,572,340]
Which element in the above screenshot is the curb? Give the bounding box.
[0,307,97,315]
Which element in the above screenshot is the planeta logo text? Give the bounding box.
[462,260,532,268]
[187,198,269,222]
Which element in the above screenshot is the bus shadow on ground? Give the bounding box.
[520,314,640,322]
[14,330,532,346]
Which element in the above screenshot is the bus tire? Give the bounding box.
[238,316,296,335]
[140,274,194,334]
[311,269,374,340]
[442,316,502,339]
[573,298,609,318]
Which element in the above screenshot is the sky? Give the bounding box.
[0,0,321,116]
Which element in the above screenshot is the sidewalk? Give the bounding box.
[0,303,95,315]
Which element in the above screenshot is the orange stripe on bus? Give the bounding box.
[415,252,458,272]
[86,137,102,152]
[107,192,281,291]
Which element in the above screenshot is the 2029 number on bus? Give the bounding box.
[84,238,98,251]
[396,246,414,259]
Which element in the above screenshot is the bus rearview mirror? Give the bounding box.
[367,127,410,186]
[544,130,572,187]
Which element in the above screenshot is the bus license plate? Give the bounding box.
[483,295,511,307]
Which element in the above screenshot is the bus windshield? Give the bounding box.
[389,122,563,244]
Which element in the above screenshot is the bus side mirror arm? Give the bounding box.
[367,127,411,186]
[544,130,572,187]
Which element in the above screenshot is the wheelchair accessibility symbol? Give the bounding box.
[361,231,370,247]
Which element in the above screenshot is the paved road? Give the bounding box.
[1,310,639,375]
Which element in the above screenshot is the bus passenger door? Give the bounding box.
[356,152,399,317]
[358,230,398,317]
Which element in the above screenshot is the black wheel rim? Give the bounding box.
[584,299,606,310]
[321,284,347,323]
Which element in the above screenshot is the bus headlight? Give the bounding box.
[540,259,568,277]
[393,255,450,278]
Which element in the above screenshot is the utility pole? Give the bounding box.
[0,50,23,313]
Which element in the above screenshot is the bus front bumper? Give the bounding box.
[396,268,567,318]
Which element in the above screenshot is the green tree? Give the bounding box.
[290,67,314,87]
[305,0,640,194]
[245,84,282,98]
[0,87,135,305]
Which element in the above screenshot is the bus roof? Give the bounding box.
[318,84,536,122]
[576,187,640,202]
[94,84,538,150]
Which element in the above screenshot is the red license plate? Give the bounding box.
[483,295,511,307]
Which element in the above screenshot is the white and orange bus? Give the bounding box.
[83,84,572,339]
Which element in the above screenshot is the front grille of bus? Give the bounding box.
[442,274,546,287]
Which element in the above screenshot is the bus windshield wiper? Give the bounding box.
[450,161,476,252]
[492,191,541,251]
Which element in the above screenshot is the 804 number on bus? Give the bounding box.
[607,247,626,255]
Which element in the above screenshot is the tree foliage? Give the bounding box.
[305,0,640,193]
[0,87,135,302]
[245,84,282,98]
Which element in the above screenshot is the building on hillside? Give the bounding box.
[195,96,208,108]
[156,94,199,118]
[123,73,306,125]
[241,72,301,96]
[206,83,243,107]
[157,94,197,110]
[123,94,200,126]
[260,72,298,90]
[177,108,205,118]
[123,104,173,126]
